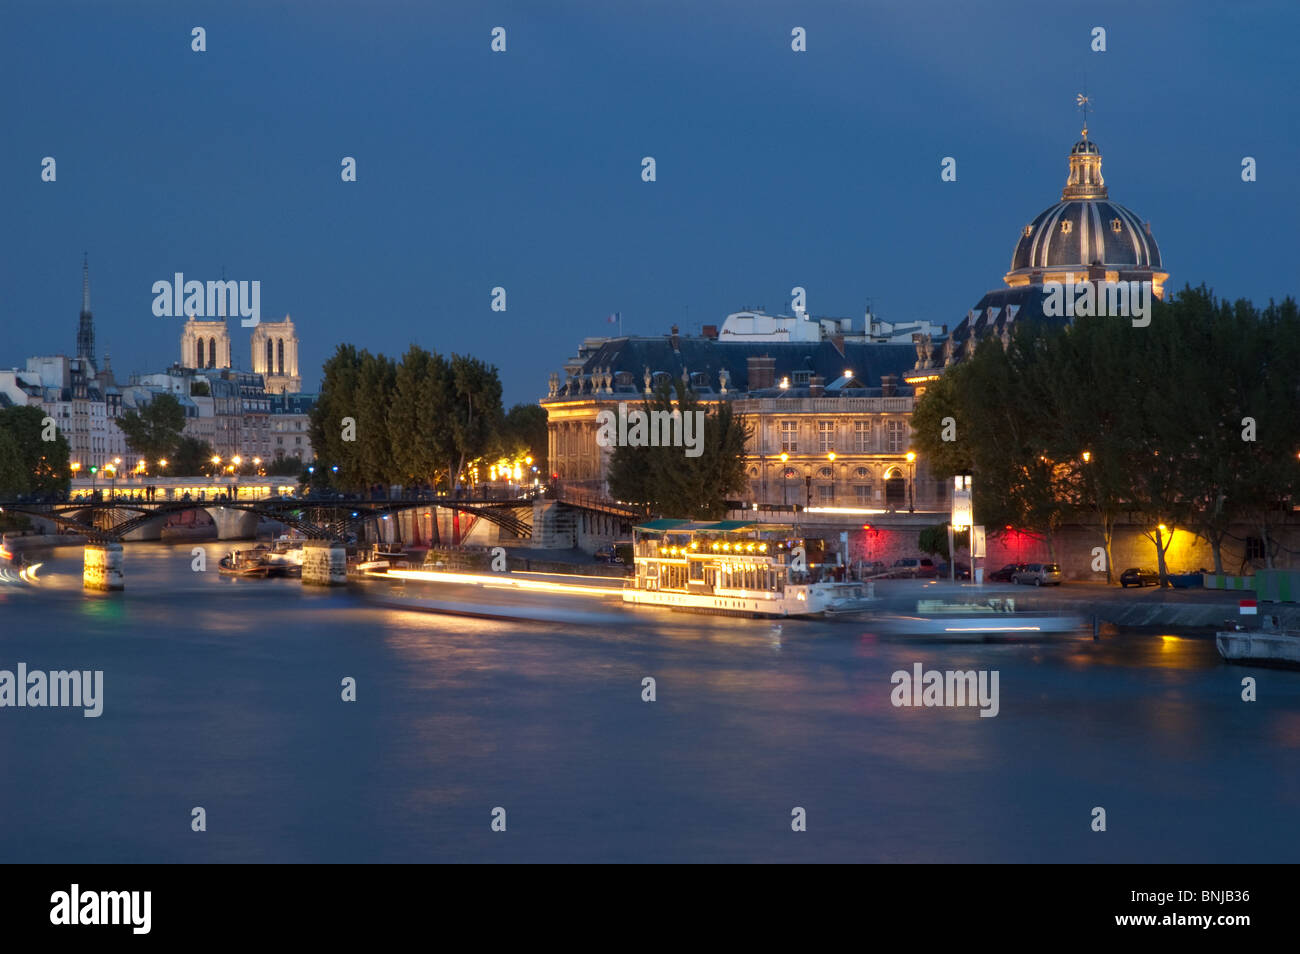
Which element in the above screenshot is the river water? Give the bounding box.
[1,542,1297,863]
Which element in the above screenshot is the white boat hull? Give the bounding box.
[622,583,853,618]
[1216,631,1300,667]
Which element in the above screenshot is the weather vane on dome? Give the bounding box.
[1076,91,1093,138]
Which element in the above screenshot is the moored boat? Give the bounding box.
[623,519,876,618]
[218,549,272,578]
[1216,618,1300,668]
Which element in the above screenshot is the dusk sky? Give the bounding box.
[5,0,1296,406]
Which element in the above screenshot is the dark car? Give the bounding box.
[1120,567,1159,587]
[988,562,1026,583]
[936,560,972,580]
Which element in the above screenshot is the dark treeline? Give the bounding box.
[308,344,547,492]
[606,380,751,519]
[912,285,1300,581]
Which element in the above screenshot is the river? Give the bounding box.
[1,542,1297,862]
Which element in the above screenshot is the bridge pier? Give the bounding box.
[84,542,124,591]
[206,507,261,540]
[301,540,347,586]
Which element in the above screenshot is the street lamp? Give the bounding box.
[827,451,836,506]
[906,451,916,513]
[780,452,789,505]
[105,463,117,496]
[211,455,222,478]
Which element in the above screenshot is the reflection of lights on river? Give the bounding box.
[386,568,624,597]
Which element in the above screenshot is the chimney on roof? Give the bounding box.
[746,355,775,390]
[670,324,679,351]
[881,374,897,397]
[809,375,825,398]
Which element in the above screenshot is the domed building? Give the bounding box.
[908,122,1170,382]
[1005,131,1167,295]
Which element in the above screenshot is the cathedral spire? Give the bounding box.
[77,254,96,362]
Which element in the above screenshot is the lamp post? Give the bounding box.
[906,451,916,513]
[780,452,789,506]
[827,451,836,506]
[211,455,222,479]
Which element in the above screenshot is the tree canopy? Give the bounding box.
[911,286,1300,580]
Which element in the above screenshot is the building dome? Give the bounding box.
[1004,131,1167,296]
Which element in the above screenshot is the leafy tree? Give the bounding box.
[309,344,363,490]
[0,427,30,496]
[918,523,951,560]
[116,392,187,462]
[501,403,548,476]
[0,406,71,496]
[606,381,751,519]
[448,354,503,490]
[170,435,215,476]
[355,351,397,486]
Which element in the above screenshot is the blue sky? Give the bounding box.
[4,0,1296,406]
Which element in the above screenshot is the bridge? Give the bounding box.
[1,482,646,591]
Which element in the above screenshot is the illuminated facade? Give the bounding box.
[250,316,301,394]
[541,330,942,509]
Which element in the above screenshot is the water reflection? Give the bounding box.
[1,542,1298,862]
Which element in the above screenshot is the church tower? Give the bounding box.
[181,314,232,370]
[77,256,95,362]
[250,315,301,394]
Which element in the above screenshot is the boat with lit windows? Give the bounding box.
[623,519,875,618]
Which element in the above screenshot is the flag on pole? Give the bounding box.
[606,312,620,324]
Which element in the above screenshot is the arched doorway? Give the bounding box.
[884,467,906,508]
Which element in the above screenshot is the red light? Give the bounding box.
[1005,525,1013,530]
[862,524,872,531]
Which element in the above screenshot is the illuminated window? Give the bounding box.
[818,421,835,452]
[1111,218,1123,233]
[854,421,872,452]
[1060,220,1073,235]
[886,420,906,453]
[1023,225,1033,237]
[780,421,798,452]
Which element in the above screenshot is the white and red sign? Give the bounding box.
[1240,599,1258,616]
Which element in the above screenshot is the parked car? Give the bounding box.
[988,562,1026,583]
[1013,563,1063,586]
[859,560,888,577]
[1119,567,1159,588]
[891,558,938,579]
[935,560,971,580]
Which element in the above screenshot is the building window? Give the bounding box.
[817,485,834,502]
[1246,536,1266,561]
[792,371,812,386]
[780,421,798,452]
[854,484,873,503]
[854,421,872,453]
[818,466,832,478]
[1060,220,1073,235]
[818,421,835,452]
[886,419,906,453]
[1023,225,1033,237]
[1111,218,1123,233]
